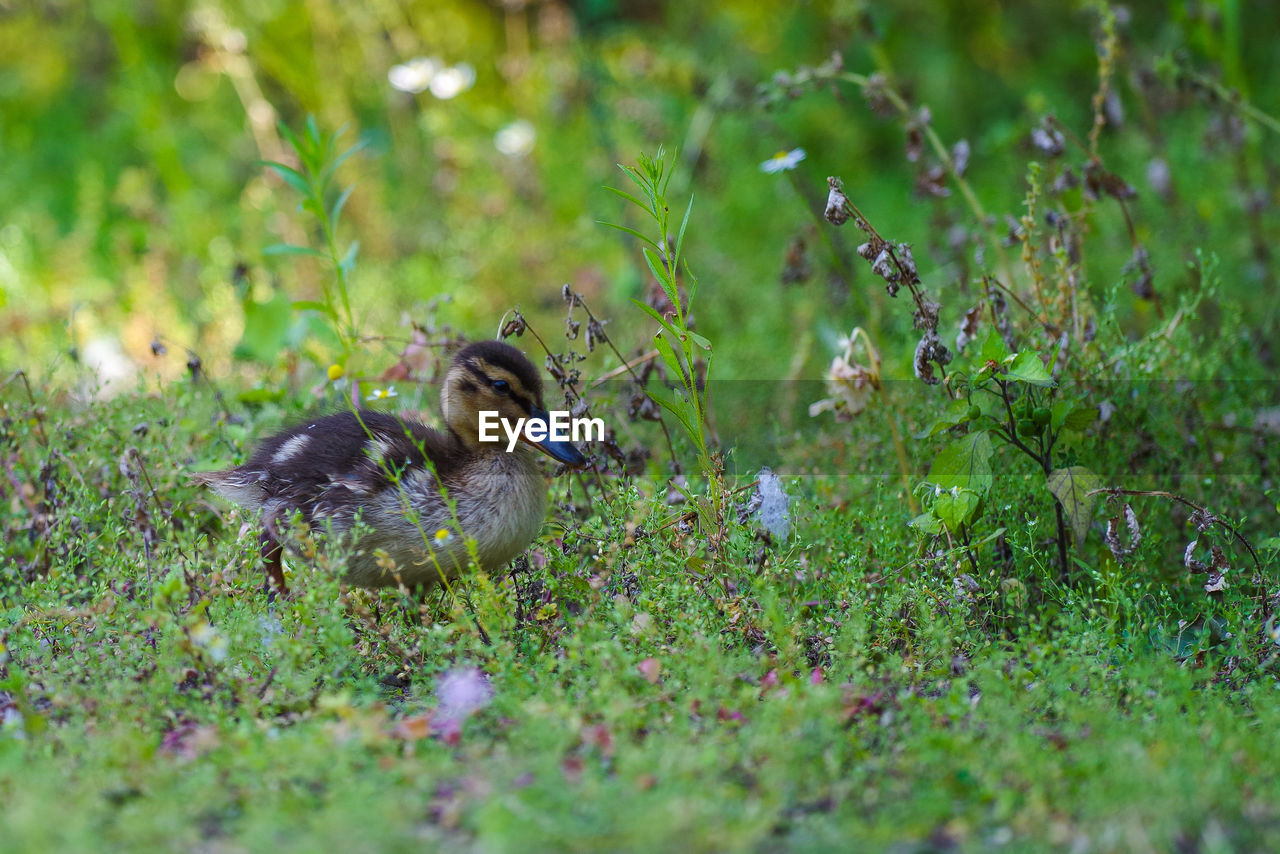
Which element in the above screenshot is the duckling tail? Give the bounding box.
[190,468,269,508]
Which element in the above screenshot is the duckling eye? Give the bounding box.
[491,379,510,394]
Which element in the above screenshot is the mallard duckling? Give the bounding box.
[196,340,586,594]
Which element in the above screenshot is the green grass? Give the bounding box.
[2,367,1278,852]
[5,1,1280,850]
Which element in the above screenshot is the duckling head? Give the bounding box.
[441,340,587,468]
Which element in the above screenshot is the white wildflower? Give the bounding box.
[809,326,882,420]
[429,63,475,99]
[495,119,536,157]
[388,57,441,94]
[760,148,806,173]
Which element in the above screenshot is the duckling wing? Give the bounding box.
[196,410,460,523]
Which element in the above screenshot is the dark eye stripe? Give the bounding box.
[463,361,491,383]
[461,357,531,402]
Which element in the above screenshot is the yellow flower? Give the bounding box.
[328,363,345,381]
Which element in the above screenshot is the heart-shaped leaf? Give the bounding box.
[1046,466,1102,544]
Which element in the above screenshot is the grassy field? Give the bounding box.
[4,1,1280,851]
[4,377,1279,852]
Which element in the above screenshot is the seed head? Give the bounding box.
[824,178,851,226]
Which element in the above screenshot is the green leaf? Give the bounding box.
[263,243,324,258]
[235,289,294,363]
[674,194,694,267]
[685,330,712,352]
[291,310,344,352]
[315,125,338,174]
[979,328,1011,365]
[615,165,648,195]
[657,148,674,195]
[1046,466,1102,545]
[914,398,976,439]
[305,114,322,148]
[631,298,683,342]
[1050,398,1072,431]
[1054,399,1105,427]
[928,430,994,494]
[291,300,339,320]
[1150,619,1223,661]
[598,219,661,251]
[276,120,301,155]
[236,386,287,404]
[909,511,943,535]
[652,329,688,379]
[934,488,982,531]
[320,137,369,186]
[339,240,360,276]
[1003,351,1055,387]
[692,494,718,535]
[647,384,699,441]
[604,184,652,216]
[263,161,312,198]
[648,381,689,410]
[329,184,355,232]
[642,246,680,317]
[971,526,1007,548]
[683,260,699,305]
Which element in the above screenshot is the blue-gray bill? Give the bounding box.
[527,405,588,468]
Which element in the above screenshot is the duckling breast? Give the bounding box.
[344,450,547,588]
[447,451,549,568]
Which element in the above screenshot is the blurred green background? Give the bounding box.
[1,0,1276,389]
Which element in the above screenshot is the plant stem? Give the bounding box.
[839,72,1014,284]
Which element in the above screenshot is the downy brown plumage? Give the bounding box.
[195,340,586,595]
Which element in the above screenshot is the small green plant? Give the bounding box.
[910,329,1099,580]
[262,117,368,365]
[803,18,1273,624]
[604,149,726,543]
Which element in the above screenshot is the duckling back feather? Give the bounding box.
[196,408,548,589]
